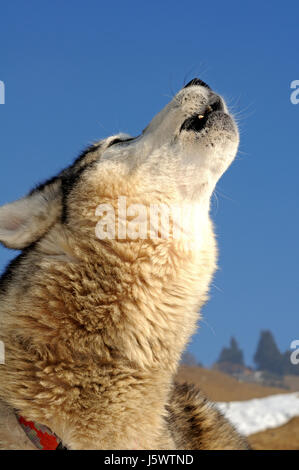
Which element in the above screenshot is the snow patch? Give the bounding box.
[216,393,299,436]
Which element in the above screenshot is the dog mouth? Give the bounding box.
[180,98,224,134]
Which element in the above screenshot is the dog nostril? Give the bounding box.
[183,78,211,90]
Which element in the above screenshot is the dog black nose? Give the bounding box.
[184,78,210,90]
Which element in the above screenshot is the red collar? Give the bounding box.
[17,415,67,450]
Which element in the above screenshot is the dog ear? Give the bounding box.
[0,179,62,249]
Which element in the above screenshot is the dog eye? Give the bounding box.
[108,137,136,148]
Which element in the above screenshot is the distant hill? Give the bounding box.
[175,365,291,402]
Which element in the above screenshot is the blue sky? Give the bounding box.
[0,0,298,366]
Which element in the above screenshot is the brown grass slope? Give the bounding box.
[176,366,289,402]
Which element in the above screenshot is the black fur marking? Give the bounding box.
[28,143,102,223]
[71,143,102,167]
[29,175,60,196]
[0,244,36,295]
[184,404,196,413]
[61,161,96,223]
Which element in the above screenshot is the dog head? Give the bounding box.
[0,79,239,250]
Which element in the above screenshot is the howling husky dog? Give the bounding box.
[0,79,249,449]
